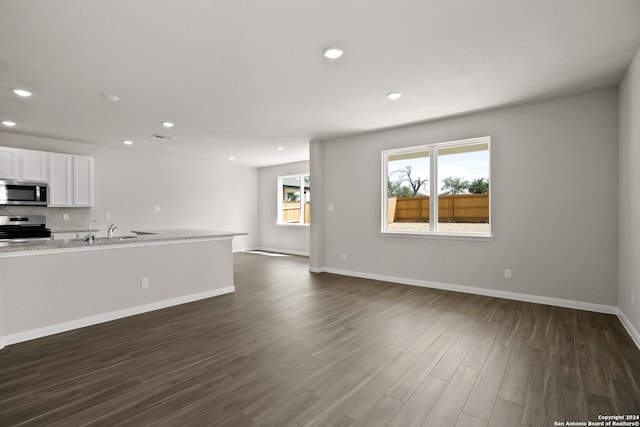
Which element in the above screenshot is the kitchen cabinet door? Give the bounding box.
[0,147,20,179]
[73,156,94,206]
[48,153,73,206]
[21,150,48,182]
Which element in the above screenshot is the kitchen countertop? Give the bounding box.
[0,229,246,256]
[50,228,97,233]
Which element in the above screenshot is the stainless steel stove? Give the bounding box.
[0,215,52,242]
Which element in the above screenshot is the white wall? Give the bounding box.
[312,89,618,307]
[258,160,310,255]
[619,46,640,337]
[0,133,258,251]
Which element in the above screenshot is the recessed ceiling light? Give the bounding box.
[323,47,344,59]
[12,89,32,97]
[228,156,236,161]
[2,121,16,127]
[387,92,402,100]
[162,122,175,128]
[123,140,133,145]
[100,93,120,102]
[276,146,285,151]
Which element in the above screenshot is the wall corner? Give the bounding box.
[309,140,324,270]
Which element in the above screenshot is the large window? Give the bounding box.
[278,174,310,225]
[382,136,490,237]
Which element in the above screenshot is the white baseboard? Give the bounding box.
[233,246,258,254]
[2,286,235,348]
[617,309,640,350]
[317,266,618,315]
[251,247,310,257]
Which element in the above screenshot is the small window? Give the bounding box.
[383,137,490,237]
[278,174,310,225]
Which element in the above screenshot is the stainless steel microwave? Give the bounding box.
[0,180,48,206]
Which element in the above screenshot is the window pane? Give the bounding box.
[437,142,490,234]
[281,176,302,223]
[278,174,310,225]
[303,175,310,224]
[387,149,430,232]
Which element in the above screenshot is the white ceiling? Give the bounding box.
[1,0,640,167]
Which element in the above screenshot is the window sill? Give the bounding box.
[380,231,493,242]
[277,223,310,228]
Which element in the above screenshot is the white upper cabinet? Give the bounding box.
[48,153,94,207]
[0,147,21,180]
[0,147,48,182]
[72,156,94,207]
[0,146,94,207]
[48,153,73,206]
[20,150,48,182]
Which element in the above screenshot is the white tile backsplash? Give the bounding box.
[0,206,92,232]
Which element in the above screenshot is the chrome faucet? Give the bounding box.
[108,224,118,239]
[87,219,100,243]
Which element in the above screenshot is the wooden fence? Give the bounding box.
[390,194,489,223]
[281,202,310,224]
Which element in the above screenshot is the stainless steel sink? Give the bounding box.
[93,235,138,243]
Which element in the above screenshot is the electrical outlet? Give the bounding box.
[328,204,335,211]
[504,269,512,279]
[62,213,69,221]
[140,277,149,289]
[106,213,112,220]
[154,206,160,212]
[342,253,347,261]
[273,237,277,243]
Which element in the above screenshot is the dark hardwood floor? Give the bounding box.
[1,252,639,426]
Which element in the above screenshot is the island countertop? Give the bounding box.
[0,229,247,257]
[0,228,241,349]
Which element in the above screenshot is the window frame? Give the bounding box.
[381,136,492,240]
[277,173,310,226]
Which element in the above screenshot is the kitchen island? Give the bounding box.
[0,229,246,349]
